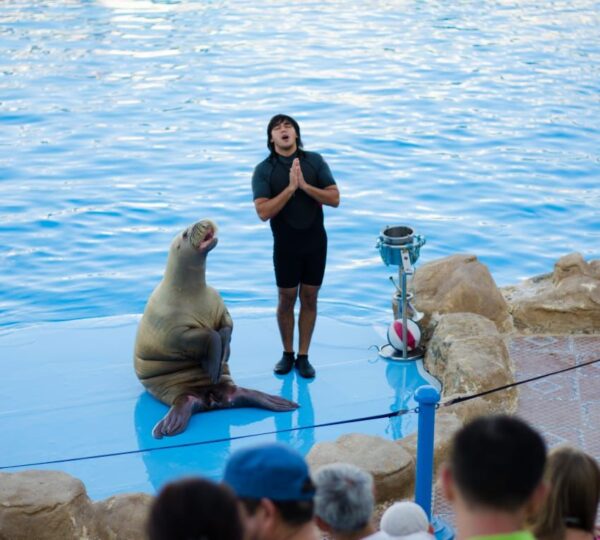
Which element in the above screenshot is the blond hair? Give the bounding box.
[530,445,600,540]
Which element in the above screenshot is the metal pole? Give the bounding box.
[401,265,408,359]
[414,385,440,520]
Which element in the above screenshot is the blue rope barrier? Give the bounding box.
[0,407,416,470]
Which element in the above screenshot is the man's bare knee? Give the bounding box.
[278,287,298,312]
[300,285,319,311]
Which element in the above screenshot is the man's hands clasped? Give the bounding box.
[288,158,308,195]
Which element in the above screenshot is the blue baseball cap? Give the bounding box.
[223,442,315,501]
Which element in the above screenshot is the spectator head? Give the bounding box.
[529,445,600,540]
[223,442,315,539]
[313,463,375,536]
[441,414,547,513]
[380,501,433,540]
[147,476,243,540]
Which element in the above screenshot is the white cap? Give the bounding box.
[380,501,430,540]
[389,533,434,540]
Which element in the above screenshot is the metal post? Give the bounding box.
[401,266,408,358]
[414,385,440,520]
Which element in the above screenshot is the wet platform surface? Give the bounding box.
[0,313,438,501]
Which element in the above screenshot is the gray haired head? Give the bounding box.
[313,463,375,533]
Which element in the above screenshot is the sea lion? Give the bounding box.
[134,219,298,438]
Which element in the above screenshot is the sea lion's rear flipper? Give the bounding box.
[228,386,299,412]
[152,394,200,439]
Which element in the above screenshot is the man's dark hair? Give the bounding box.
[450,414,546,511]
[239,478,315,526]
[240,497,315,526]
[266,114,304,157]
[147,477,243,540]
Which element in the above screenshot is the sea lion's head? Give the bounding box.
[188,219,218,253]
[171,219,219,261]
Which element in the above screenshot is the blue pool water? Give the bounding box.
[1,0,599,330]
[0,0,599,500]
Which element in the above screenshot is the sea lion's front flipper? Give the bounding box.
[228,386,299,412]
[202,353,222,385]
[179,327,223,384]
[198,326,231,383]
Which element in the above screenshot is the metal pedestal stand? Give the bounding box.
[376,226,426,361]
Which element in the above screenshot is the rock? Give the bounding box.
[425,313,499,369]
[502,252,600,334]
[429,335,511,397]
[94,493,153,540]
[552,252,600,284]
[424,313,518,422]
[0,470,98,540]
[307,433,414,502]
[411,254,513,336]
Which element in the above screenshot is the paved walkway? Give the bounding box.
[433,334,600,529]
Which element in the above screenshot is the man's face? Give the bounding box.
[270,120,297,153]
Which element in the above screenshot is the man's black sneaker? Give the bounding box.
[274,352,295,375]
[295,354,315,378]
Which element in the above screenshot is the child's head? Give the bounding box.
[530,445,600,540]
[380,501,432,540]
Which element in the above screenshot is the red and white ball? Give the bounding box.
[387,319,421,352]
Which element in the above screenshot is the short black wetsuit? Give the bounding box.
[252,150,336,288]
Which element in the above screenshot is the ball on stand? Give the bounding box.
[387,318,421,353]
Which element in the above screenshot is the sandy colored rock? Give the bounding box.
[552,252,600,284]
[94,493,153,540]
[425,313,499,370]
[431,336,511,396]
[412,254,513,335]
[307,433,414,502]
[502,252,600,334]
[424,312,518,422]
[0,470,97,540]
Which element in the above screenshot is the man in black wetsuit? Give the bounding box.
[252,114,340,378]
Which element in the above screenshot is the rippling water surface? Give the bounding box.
[1,0,599,329]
